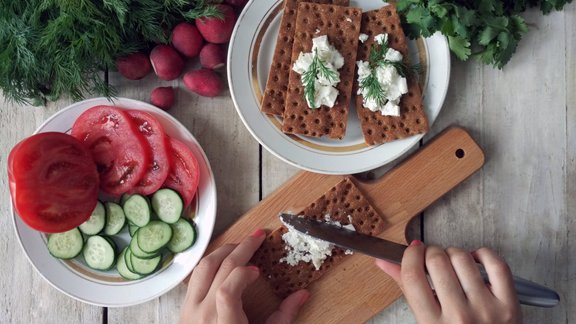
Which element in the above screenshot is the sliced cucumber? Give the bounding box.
[123,194,151,227]
[120,193,133,206]
[151,189,183,224]
[83,235,116,270]
[124,246,135,272]
[137,221,173,253]
[130,253,162,275]
[117,247,143,280]
[128,223,139,237]
[79,201,106,235]
[130,230,158,259]
[104,202,126,235]
[167,218,197,253]
[47,228,84,259]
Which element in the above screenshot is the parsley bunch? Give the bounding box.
[396,0,573,68]
[0,0,219,105]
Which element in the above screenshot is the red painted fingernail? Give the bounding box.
[247,265,259,272]
[410,240,422,246]
[252,228,265,238]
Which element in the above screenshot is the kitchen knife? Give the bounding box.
[280,213,560,308]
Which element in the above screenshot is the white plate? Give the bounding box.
[228,0,450,174]
[11,97,217,307]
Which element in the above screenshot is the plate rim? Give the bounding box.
[10,97,217,307]
[228,0,451,174]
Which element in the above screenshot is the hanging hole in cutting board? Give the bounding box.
[455,149,465,159]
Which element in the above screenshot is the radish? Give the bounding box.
[150,87,176,110]
[199,44,226,69]
[116,52,151,80]
[196,5,237,44]
[150,45,184,81]
[183,69,224,97]
[171,22,204,58]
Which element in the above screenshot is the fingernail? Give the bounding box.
[410,239,422,246]
[252,228,265,238]
[247,265,259,272]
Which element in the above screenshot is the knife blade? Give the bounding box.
[280,213,560,308]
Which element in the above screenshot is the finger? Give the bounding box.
[472,248,518,306]
[445,247,491,303]
[186,243,237,303]
[400,241,441,320]
[210,229,267,289]
[216,266,260,323]
[374,259,401,282]
[265,289,310,324]
[425,246,468,310]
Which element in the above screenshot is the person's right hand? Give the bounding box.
[375,241,521,324]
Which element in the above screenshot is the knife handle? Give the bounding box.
[477,268,560,307]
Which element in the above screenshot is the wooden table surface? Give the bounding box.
[1,6,574,324]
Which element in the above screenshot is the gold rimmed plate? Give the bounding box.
[11,97,217,307]
[228,0,450,174]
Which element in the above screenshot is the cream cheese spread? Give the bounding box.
[292,35,344,108]
[279,214,355,270]
[356,33,408,116]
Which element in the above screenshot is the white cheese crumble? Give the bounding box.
[345,17,352,22]
[315,28,320,34]
[356,33,408,116]
[292,35,344,108]
[279,215,355,270]
[359,33,369,43]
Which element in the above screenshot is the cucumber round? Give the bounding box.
[130,230,159,259]
[47,228,84,259]
[83,235,116,270]
[117,247,143,281]
[104,202,126,235]
[167,218,197,253]
[123,194,151,227]
[136,221,173,253]
[78,201,106,235]
[151,189,183,224]
[130,253,162,275]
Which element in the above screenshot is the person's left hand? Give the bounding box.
[179,229,309,324]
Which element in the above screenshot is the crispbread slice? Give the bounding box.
[281,3,362,139]
[250,177,386,298]
[355,5,429,145]
[261,0,350,116]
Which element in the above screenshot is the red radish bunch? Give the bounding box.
[115,3,243,108]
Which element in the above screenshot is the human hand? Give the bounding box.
[179,229,310,324]
[375,241,521,324]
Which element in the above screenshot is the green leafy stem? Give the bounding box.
[301,48,338,108]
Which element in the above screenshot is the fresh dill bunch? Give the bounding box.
[0,0,220,105]
[360,37,415,106]
[301,48,338,108]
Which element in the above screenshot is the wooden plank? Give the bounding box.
[106,70,261,323]
[0,97,103,323]
[423,8,572,323]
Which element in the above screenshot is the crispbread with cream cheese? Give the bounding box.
[260,0,349,116]
[355,5,429,145]
[281,3,361,139]
[250,177,386,298]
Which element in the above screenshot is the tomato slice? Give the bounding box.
[126,110,171,195]
[163,137,200,207]
[8,132,99,233]
[71,105,151,196]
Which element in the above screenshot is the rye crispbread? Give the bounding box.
[260,0,349,116]
[355,5,429,145]
[281,3,362,139]
[250,177,386,298]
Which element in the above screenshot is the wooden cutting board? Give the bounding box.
[206,126,485,323]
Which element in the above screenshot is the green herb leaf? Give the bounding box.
[447,35,471,60]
